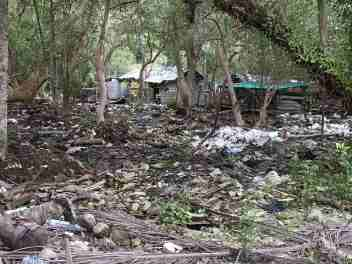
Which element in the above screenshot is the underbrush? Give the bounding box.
[288,142,352,206]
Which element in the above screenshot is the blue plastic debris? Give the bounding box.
[223,146,242,156]
[21,256,46,264]
[47,219,81,233]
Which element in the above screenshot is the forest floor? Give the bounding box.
[0,100,352,263]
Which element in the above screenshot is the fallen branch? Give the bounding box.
[74,138,105,146]
[287,133,344,140]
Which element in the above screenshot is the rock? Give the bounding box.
[130,202,140,212]
[93,223,110,238]
[111,228,131,247]
[264,171,282,186]
[163,242,183,253]
[70,240,89,251]
[78,214,96,231]
[98,238,117,250]
[131,238,143,248]
[303,139,318,151]
[63,184,81,193]
[308,208,324,223]
[210,168,222,177]
[140,163,150,171]
[39,248,58,260]
[141,200,152,212]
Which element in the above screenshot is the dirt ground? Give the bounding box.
[0,100,351,263]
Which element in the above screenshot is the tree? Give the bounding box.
[96,0,111,124]
[317,0,328,51]
[210,17,244,126]
[0,0,8,160]
[214,0,339,91]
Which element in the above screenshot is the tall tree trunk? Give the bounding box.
[0,0,8,160]
[317,0,328,52]
[49,0,58,103]
[96,0,111,124]
[184,0,202,108]
[217,45,245,126]
[63,52,71,115]
[175,50,192,117]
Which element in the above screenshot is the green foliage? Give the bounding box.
[238,205,258,248]
[159,201,192,226]
[289,143,352,205]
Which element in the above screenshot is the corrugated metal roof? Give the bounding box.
[118,65,178,84]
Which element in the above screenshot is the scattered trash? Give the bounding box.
[223,145,242,156]
[258,199,287,213]
[39,248,57,260]
[264,171,282,186]
[21,256,46,264]
[193,126,281,152]
[47,219,81,233]
[163,242,183,253]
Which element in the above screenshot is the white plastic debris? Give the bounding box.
[210,168,222,177]
[193,126,281,152]
[66,146,85,154]
[264,171,282,186]
[163,242,183,253]
[8,118,18,124]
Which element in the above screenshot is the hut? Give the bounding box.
[80,77,128,103]
[118,65,206,105]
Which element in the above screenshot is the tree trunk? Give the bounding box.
[214,0,339,91]
[217,45,245,126]
[138,65,146,104]
[0,0,8,160]
[63,52,71,115]
[96,45,106,124]
[317,0,328,51]
[171,12,192,116]
[175,49,192,117]
[184,0,202,108]
[255,90,276,127]
[49,0,58,103]
[96,0,111,124]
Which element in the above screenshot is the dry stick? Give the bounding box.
[64,236,73,264]
[234,249,242,264]
[190,201,308,243]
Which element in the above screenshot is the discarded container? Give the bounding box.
[21,256,47,264]
[163,242,183,253]
[47,219,81,233]
[5,202,64,225]
[223,146,242,156]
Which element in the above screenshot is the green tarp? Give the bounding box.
[232,81,308,92]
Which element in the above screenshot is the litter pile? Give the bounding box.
[279,113,352,136]
[193,113,351,153]
[193,126,281,153]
